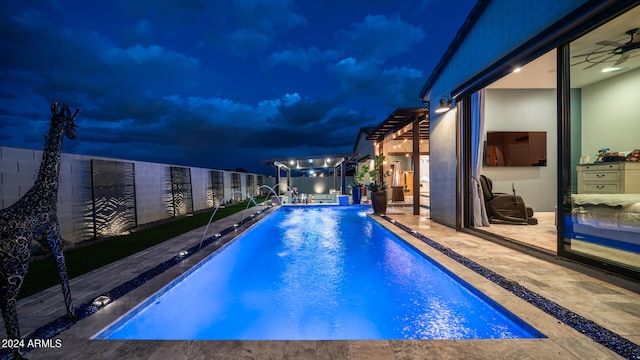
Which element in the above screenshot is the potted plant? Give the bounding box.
[350,164,369,205]
[366,154,390,214]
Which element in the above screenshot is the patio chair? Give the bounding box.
[480,175,538,225]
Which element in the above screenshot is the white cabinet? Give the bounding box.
[577,162,640,194]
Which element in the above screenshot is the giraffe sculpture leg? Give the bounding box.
[0,235,30,359]
[0,282,27,360]
[37,223,74,318]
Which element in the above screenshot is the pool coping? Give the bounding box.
[95,205,543,342]
[369,214,639,359]
[5,205,638,359]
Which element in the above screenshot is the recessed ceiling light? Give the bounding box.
[513,67,522,73]
[601,67,621,73]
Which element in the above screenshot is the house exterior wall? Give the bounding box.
[429,0,587,102]
[428,110,459,226]
[354,131,374,162]
[425,0,587,227]
[0,146,266,244]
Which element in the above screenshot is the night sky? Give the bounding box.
[0,0,476,174]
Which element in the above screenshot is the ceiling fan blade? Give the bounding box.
[571,59,591,67]
[571,48,614,57]
[614,53,629,65]
[582,53,617,69]
[583,62,600,70]
[596,40,624,47]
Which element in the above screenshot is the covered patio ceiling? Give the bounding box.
[366,107,429,142]
[261,152,358,173]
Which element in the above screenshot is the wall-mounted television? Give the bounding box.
[485,131,547,167]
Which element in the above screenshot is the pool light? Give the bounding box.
[178,250,189,257]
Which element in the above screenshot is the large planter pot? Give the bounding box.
[371,190,387,215]
[352,186,362,205]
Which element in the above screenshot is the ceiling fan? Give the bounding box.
[572,28,640,69]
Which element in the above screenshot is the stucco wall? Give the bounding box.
[428,110,459,227]
[0,146,267,244]
[134,161,169,225]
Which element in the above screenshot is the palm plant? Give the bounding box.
[352,164,369,187]
[366,154,390,192]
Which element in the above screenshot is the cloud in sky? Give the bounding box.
[268,47,342,71]
[0,0,476,174]
[339,14,426,61]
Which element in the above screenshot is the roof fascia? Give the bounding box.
[418,0,491,101]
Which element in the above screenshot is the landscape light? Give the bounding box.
[92,295,111,307]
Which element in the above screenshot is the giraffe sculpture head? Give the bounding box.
[50,101,80,140]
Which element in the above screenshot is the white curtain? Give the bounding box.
[471,89,490,226]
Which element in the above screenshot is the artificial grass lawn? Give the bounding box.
[20,198,268,299]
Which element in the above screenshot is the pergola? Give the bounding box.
[366,107,429,215]
[261,153,358,194]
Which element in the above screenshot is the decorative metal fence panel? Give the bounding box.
[169,166,193,217]
[231,173,241,202]
[90,159,137,238]
[257,175,264,196]
[247,174,255,198]
[210,170,224,207]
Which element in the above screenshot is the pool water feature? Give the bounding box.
[96,206,544,340]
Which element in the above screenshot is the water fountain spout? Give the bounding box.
[199,191,260,249]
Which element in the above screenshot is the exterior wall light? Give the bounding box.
[435,96,452,114]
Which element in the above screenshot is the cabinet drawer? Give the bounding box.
[579,163,621,171]
[582,183,620,193]
[582,171,619,182]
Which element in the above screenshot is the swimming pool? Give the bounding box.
[95,205,544,340]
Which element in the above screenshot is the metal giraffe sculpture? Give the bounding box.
[0,102,79,358]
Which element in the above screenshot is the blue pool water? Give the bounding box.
[96,206,543,340]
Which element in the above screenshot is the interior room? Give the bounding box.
[476,6,640,268]
[568,7,640,272]
[476,49,558,252]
